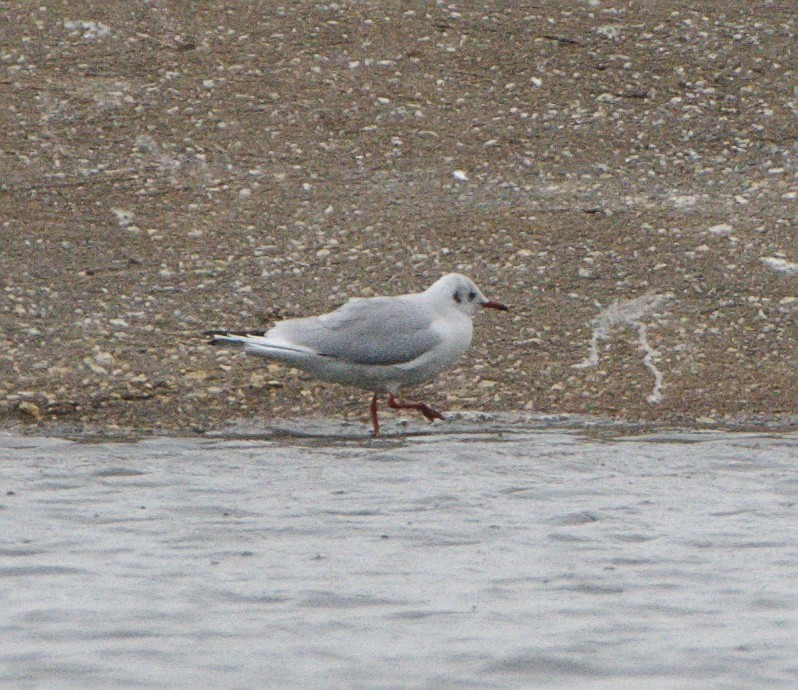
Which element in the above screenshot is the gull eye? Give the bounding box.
[453,291,462,303]
[468,291,477,301]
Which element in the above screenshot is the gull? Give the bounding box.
[209,273,508,436]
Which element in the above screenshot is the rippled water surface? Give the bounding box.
[2,425,797,688]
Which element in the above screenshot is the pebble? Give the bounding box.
[18,402,41,420]
[761,257,798,274]
[707,224,732,235]
[95,352,115,366]
[83,358,108,375]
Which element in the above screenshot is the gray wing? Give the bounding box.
[268,296,440,365]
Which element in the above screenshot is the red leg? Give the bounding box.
[370,393,380,437]
[387,393,445,423]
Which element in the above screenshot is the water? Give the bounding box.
[1,424,797,689]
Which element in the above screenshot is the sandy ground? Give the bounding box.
[1,1,796,435]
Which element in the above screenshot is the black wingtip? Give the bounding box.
[203,330,227,345]
[203,329,266,337]
[204,329,269,345]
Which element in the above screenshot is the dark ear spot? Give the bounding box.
[453,290,462,303]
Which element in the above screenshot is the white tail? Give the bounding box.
[210,333,315,362]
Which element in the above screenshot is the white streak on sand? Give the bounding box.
[573,293,669,403]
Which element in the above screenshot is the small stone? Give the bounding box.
[95,352,115,366]
[707,223,732,235]
[64,20,110,40]
[83,358,108,375]
[184,370,208,383]
[112,208,134,227]
[452,170,468,181]
[761,257,798,274]
[596,25,620,40]
[19,402,41,420]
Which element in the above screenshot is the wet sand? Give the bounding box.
[1,1,796,434]
[2,426,796,688]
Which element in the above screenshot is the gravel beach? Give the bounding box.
[1,1,796,435]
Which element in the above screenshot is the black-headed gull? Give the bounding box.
[210,273,508,436]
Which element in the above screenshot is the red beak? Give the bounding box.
[482,300,509,311]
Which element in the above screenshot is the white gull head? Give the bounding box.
[423,273,509,318]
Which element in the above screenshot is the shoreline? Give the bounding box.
[4,411,797,442]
